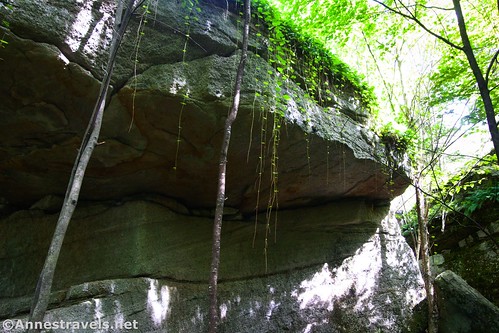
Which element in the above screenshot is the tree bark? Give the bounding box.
[452,0,499,164]
[208,1,251,332]
[27,1,137,330]
[415,177,438,333]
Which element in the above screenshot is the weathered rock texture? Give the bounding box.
[0,0,422,332]
[0,0,407,213]
[426,169,499,306]
[0,199,424,332]
[429,216,499,307]
[435,270,499,333]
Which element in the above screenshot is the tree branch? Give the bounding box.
[362,31,397,114]
[371,0,463,51]
[485,48,499,85]
[452,0,499,163]
[417,4,454,11]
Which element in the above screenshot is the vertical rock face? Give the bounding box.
[0,200,424,332]
[427,200,499,306]
[435,270,499,333]
[0,0,423,332]
[0,0,408,212]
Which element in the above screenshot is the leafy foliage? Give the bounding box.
[401,208,418,237]
[439,154,499,216]
[426,0,499,125]
[401,154,499,241]
[254,0,377,111]
[457,184,499,216]
[401,153,499,233]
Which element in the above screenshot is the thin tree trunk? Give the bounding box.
[208,1,251,332]
[415,177,438,333]
[375,0,499,164]
[28,1,136,330]
[452,0,499,164]
[414,228,421,262]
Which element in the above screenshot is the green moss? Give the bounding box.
[251,0,377,111]
[443,238,499,306]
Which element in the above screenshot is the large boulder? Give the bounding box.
[0,0,422,332]
[0,198,425,332]
[424,164,499,305]
[435,270,499,333]
[0,0,408,214]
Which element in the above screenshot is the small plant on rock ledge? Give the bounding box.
[0,2,13,49]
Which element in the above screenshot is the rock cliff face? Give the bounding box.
[0,0,406,213]
[0,0,423,332]
[435,270,499,333]
[1,200,424,332]
[428,196,499,306]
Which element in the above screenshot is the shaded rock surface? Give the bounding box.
[0,0,408,214]
[0,0,422,332]
[435,270,499,333]
[429,217,499,306]
[0,199,425,332]
[402,161,499,307]
[427,194,499,305]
